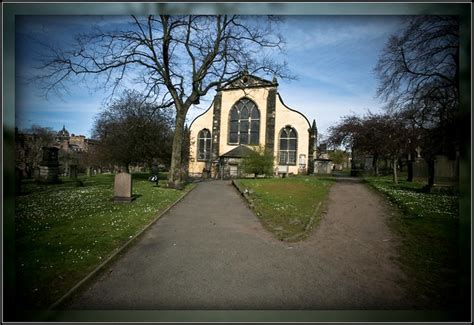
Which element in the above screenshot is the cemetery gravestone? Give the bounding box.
[434,155,455,179]
[33,167,40,179]
[70,165,78,179]
[415,146,422,158]
[38,147,60,183]
[114,172,132,202]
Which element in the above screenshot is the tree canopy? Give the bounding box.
[375,16,459,125]
[329,112,410,182]
[92,90,175,171]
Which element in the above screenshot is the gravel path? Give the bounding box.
[65,178,416,310]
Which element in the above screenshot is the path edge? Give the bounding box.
[231,179,327,242]
[47,183,197,311]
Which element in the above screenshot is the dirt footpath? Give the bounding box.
[66,179,417,310]
[292,177,415,309]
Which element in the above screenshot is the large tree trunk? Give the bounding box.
[372,155,379,176]
[168,106,188,189]
[392,158,398,184]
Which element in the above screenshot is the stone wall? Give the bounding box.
[314,160,333,174]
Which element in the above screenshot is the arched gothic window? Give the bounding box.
[279,126,298,165]
[228,98,260,145]
[197,129,212,161]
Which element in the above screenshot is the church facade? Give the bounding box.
[188,73,317,179]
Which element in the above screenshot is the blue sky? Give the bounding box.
[15,15,405,139]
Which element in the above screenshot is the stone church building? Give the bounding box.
[188,72,317,179]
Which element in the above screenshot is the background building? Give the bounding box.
[189,72,317,178]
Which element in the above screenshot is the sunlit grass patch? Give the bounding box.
[15,173,191,310]
[236,176,334,241]
[364,177,458,219]
[364,176,459,309]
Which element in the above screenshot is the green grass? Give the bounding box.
[364,176,459,309]
[15,173,192,310]
[236,176,334,241]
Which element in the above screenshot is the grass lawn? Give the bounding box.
[14,173,192,311]
[235,176,334,241]
[364,176,459,309]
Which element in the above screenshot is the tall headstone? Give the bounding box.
[413,159,428,178]
[69,164,78,179]
[38,147,60,183]
[114,172,132,202]
[434,155,455,179]
[415,146,422,158]
[33,167,40,179]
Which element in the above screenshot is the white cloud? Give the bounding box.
[283,16,404,51]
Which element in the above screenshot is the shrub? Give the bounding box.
[240,145,274,177]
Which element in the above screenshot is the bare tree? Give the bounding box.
[375,15,460,188]
[375,16,459,118]
[35,15,289,188]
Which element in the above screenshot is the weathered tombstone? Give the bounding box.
[38,147,60,183]
[314,159,333,174]
[434,155,455,179]
[151,159,159,186]
[413,158,428,178]
[415,146,422,158]
[33,167,40,179]
[69,164,78,179]
[86,167,91,177]
[114,172,132,202]
[277,165,288,177]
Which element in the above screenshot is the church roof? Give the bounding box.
[57,125,70,138]
[220,145,254,158]
[217,72,278,91]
